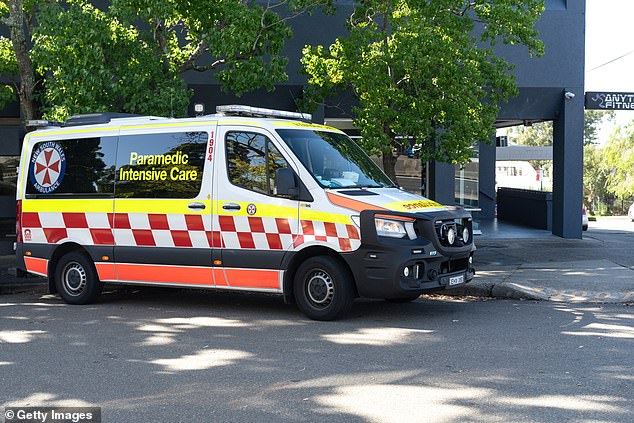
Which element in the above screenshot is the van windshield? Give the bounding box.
[276,129,395,189]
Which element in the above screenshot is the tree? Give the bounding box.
[584,110,614,146]
[1,0,331,121]
[0,0,39,121]
[301,0,544,182]
[583,143,610,214]
[603,124,634,200]
[510,121,552,147]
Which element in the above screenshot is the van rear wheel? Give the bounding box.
[293,256,354,321]
[55,252,103,305]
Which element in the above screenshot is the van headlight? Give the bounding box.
[374,217,417,240]
[375,217,406,238]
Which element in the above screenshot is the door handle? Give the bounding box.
[188,202,206,210]
[222,203,241,211]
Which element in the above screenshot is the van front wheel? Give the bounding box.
[293,256,354,321]
[55,252,103,305]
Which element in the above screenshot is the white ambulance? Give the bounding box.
[16,106,475,320]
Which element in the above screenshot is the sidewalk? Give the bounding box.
[450,220,634,303]
[2,220,633,303]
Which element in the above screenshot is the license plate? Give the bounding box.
[448,275,465,286]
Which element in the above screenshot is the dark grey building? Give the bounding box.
[0,0,585,252]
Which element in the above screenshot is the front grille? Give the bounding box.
[434,218,472,247]
[440,257,470,274]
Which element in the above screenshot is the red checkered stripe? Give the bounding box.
[21,212,222,248]
[215,215,361,252]
[21,212,361,252]
[294,219,360,252]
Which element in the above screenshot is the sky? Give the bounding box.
[585,0,634,143]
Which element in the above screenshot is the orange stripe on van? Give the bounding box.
[116,264,213,285]
[213,268,229,286]
[224,268,280,289]
[95,262,116,281]
[327,192,387,213]
[24,256,48,276]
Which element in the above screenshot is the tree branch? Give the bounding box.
[178,40,208,73]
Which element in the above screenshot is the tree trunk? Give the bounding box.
[382,151,398,186]
[7,0,37,121]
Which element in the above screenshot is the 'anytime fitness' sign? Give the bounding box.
[585,92,634,110]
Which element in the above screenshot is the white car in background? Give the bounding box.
[582,208,589,231]
[629,203,634,222]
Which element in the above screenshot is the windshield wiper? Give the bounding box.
[331,184,386,189]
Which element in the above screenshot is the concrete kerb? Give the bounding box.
[446,256,634,304]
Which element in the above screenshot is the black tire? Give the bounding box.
[293,256,354,321]
[55,251,103,305]
[386,294,420,303]
[582,224,588,231]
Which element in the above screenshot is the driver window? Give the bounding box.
[226,131,290,196]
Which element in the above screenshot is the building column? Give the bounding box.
[428,160,455,205]
[478,137,497,219]
[552,89,584,239]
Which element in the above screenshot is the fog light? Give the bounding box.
[403,266,410,277]
[428,269,438,280]
[469,256,473,264]
[447,227,456,245]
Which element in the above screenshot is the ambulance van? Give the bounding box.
[16,105,475,320]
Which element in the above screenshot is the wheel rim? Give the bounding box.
[62,261,87,296]
[305,269,335,308]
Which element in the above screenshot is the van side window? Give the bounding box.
[26,137,117,196]
[115,132,207,198]
[226,132,290,196]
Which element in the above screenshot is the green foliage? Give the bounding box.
[583,143,611,214]
[603,124,634,199]
[0,35,17,110]
[510,121,552,147]
[33,0,189,120]
[301,0,544,179]
[584,110,614,145]
[4,0,331,120]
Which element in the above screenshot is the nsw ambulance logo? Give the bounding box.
[30,142,66,194]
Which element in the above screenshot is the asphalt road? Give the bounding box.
[1,289,632,422]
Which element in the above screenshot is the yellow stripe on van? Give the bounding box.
[216,201,296,219]
[115,199,211,214]
[17,134,32,198]
[23,198,352,224]
[382,200,446,212]
[216,201,351,224]
[30,127,119,137]
[22,199,114,213]
[22,199,211,214]
[300,209,351,224]
[271,121,341,131]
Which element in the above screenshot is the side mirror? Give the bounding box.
[275,167,299,198]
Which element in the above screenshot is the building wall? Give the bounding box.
[0,0,586,243]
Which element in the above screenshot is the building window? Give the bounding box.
[115,132,207,199]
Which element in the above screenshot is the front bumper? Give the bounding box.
[343,209,476,299]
